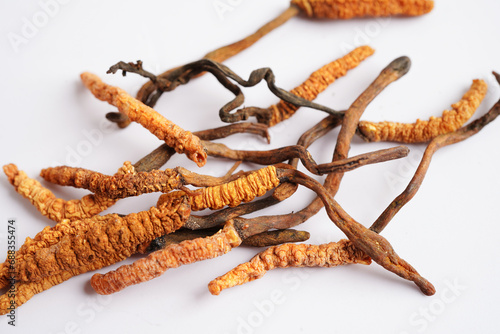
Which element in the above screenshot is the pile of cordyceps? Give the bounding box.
[2,0,500,315]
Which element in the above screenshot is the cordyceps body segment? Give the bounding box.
[2,162,134,223]
[188,165,281,210]
[91,220,242,295]
[0,255,132,315]
[80,72,207,167]
[260,46,375,126]
[156,165,281,211]
[291,0,434,19]
[358,79,488,143]
[40,165,183,200]
[208,239,371,295]
[10,195,190,283]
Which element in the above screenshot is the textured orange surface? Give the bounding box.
[40,165,182,199]
[208,239,371,294]
[291,0,434,19]
[188,166,281,210]
[91,221,242,295]
[263,46,374,126]
[80,72,207,166]
[0,195,190,285]
[3,162,134,223]
[358,79,488,143]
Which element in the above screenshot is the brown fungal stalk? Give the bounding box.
[370,72,500,233]
[80,72,207,167]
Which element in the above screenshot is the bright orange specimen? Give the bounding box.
[358,79,488,143]
[91,220,242,295]
[261,46,374,126]
[208,239,371,295]
[2,162,134,223]
[291,0,434,19]
[80,72,207,167]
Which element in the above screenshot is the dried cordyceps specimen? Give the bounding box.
[256,45,374,126]
[241,229,310,247]
[358,79,488,143]
[135,6,301,108]
[370,72,500,233]
[2,194,190,284]
[185,165,280,211]
[90,220,242,295]
[292,0,434,19]
[41,145,408,201]
[107,59,341,124]
[0,249,148,314]
[40,165,183,200]
[208,239,371,295]
[80,72,207,167]
[2,162,135,223]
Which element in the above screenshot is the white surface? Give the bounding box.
[1,0,499,333]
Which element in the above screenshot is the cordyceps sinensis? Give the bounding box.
[0,192,191,286]
[39,145,410,200]
[2,162,135,223]
[208,239,371,295]
[87,165,434,296]
[357,79,488,143]
[291,0,434,19]
[133,1,433,109]
[80,72,207,167]
[255,45,375,126]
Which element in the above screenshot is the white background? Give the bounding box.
[1,0,500,333]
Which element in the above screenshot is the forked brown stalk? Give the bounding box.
[275,168,435,295]
[370,72,500,233]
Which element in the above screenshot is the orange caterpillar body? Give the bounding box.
[291,0,434,19]
[208,239,371,295]
[80,72,207,166]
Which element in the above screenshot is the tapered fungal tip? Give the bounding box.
[389,56,411,75]
[492,71,500,85]
[105,112,131,128]
[417,277,436,296]
[105,111,127,123]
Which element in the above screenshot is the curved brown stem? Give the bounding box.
[370,74,500,233]
[276,168,435,296]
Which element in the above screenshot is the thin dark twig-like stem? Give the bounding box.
[230,57,412,234]
[133,122,270,172]
[204,141,409,175]
[135,6,300,107]
[276,168,435,296]
[370,73,500,233]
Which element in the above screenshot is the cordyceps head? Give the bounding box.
[291,0,434,19]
